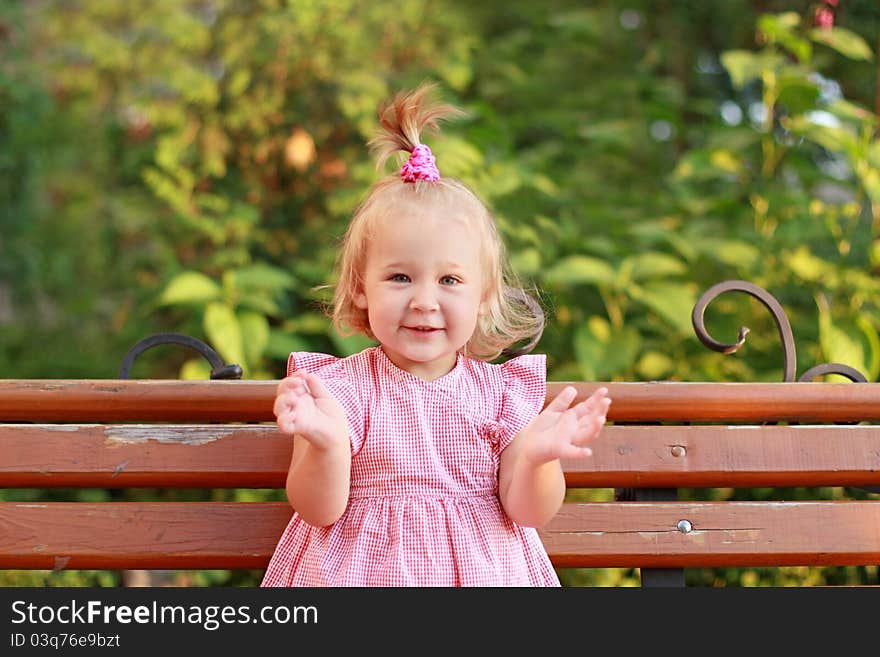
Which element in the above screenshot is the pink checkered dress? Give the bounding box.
[260,346,560,587]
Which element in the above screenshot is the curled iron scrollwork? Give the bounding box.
[797,363,867,383]
[691,279,867,383]
[118,332,243,380]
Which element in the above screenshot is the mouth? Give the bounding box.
[404,326,443,332]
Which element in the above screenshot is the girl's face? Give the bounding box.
[354,208,485,381]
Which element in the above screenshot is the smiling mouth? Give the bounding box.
[405,326,443,332]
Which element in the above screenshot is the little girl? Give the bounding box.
[261,84,611,587]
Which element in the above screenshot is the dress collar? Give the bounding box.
[373,346,464,391]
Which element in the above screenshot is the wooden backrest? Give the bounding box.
[1,380,880,572]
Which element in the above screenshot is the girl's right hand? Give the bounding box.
[273,372,349,451]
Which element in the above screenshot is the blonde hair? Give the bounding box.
[329,84,544,361]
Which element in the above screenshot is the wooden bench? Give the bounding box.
[2,379,879,586]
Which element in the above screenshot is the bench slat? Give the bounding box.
[0,502,286,570]
[0,424,289,488]
[564,424,880,488]
[548,500,880,567]
[2,501,878,570]
[3,380,880,422]
[3,424,879,488]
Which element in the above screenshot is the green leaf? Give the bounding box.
[626,252,687,281]
[629,282,697,334]
[204,302,246,370]
[232,263,297,291]
[510,247,542,277]
[868,141,880,169]
[856,315,880,381]
[265,329,313,361]
[709,149,744,174]
[785,247,833,283]
[435,36,475,91]
[758,12,801,35]
[337,72,390,138]
[283,312,332,335]
[673,149,743,182]
[828,99,876,124]
[530,174,559,196]
[758,13,810,62]
[475,161,524,198]
[636,351,675,380]
[809,27,873,61]
[660,232,699,263]
[578,120,640,148]
[229,264,286,317]
[785,116,859,159]
[236,295,283,317]
[699,239,760,269]
[860,168,880,205]
[543,255,616,286]
[549,8,604,38]
[227,68,251,96]
[431,137,485,178]
[573,318,640,380]
[720,50,764,89]
[158,272,222,306]
[628,218,682,244]
[817,315,869,382]
[239,311,270,370]
[179,358,212,381]
[777,75,820,114]
[572,323,603,381]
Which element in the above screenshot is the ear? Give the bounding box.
[354,291,368,310]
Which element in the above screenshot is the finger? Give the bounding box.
[272,398,296,421]
[273,389,296,417]
[302,372,334,399]
[546,386,577,412]
[577,406,608,430]
[277,374,307,396]
[583,387,609,410]
[273,384,305,414]
[572,393,611,421]
[570,415,607,446]
[272,395,287,418]
[274,385,316,423]
[558,443,593,460]
[276,411,298,435]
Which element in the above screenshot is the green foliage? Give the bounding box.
[157,263,294,377]
[3,0,880,587]
[669,6,880,384]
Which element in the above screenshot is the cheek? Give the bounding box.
[453,294,482,325]
[366,291,399,318]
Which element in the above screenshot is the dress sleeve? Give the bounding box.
[287,351,366,454]
[488,353,547,453]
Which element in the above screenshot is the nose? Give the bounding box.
[409,283,439,312]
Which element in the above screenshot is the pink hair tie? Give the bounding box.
[400,143,440,182]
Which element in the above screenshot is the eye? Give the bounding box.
[440,275,460,286]
[389,273,410,283]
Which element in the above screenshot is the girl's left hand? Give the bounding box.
[520,386,611,465]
